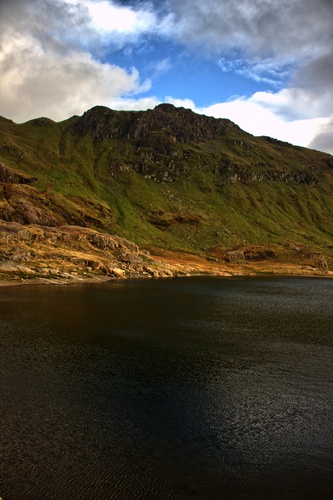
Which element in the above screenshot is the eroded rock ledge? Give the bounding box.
[0,221,200,283]
[0,221,331,286]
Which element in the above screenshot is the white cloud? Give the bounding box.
[0,32,149,122]
[99,95,197,114]
[63,0,174,47]
[108,96,160,111]
[85,0,156,34]
[200,93,331,150]
[165,97,197,110]
[168,0,333,60]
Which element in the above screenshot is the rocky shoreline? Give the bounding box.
[0,220,331,287]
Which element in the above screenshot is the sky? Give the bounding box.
[0,0,332,154]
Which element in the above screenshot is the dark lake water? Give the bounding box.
[0,276,333,499]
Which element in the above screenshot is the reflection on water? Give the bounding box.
[0,277,333,499]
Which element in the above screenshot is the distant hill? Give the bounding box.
[0,104,333,281]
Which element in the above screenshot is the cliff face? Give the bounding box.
[0,220,184,283]
[72,104,238,143]
[0,104,333,282]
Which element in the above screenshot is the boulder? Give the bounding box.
[111,267,126,278]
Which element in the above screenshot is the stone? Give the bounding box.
[226,250,245,262]
[85,260,103,270]
[111,267,126,278]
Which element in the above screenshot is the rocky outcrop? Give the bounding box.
[216,163,323,185]
[0,183,114,228]
[0,221,191,282]
[127,104,239,143]
[72,103,239,145]
[261,136,293,148]
[71,106,137,142]
[226,247,276,262]
[0,162,36,184]
[224,244,328,269]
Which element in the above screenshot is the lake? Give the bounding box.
[0,276,333,499]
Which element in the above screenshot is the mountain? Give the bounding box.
[0,104,333,282]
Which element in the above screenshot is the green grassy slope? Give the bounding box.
[1,105,333,260]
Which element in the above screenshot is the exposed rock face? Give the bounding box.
[128,104,238,143]
[0,162,36,184]
[72,106,137,141]
[219,164,323,185]
[72,104,239,145]
[225,247,275,262]
[0,221,191,281]
[0,183,114,228]
[226,250,245,262]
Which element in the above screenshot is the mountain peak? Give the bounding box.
[71,104,241,144]
[154,103,178,113]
